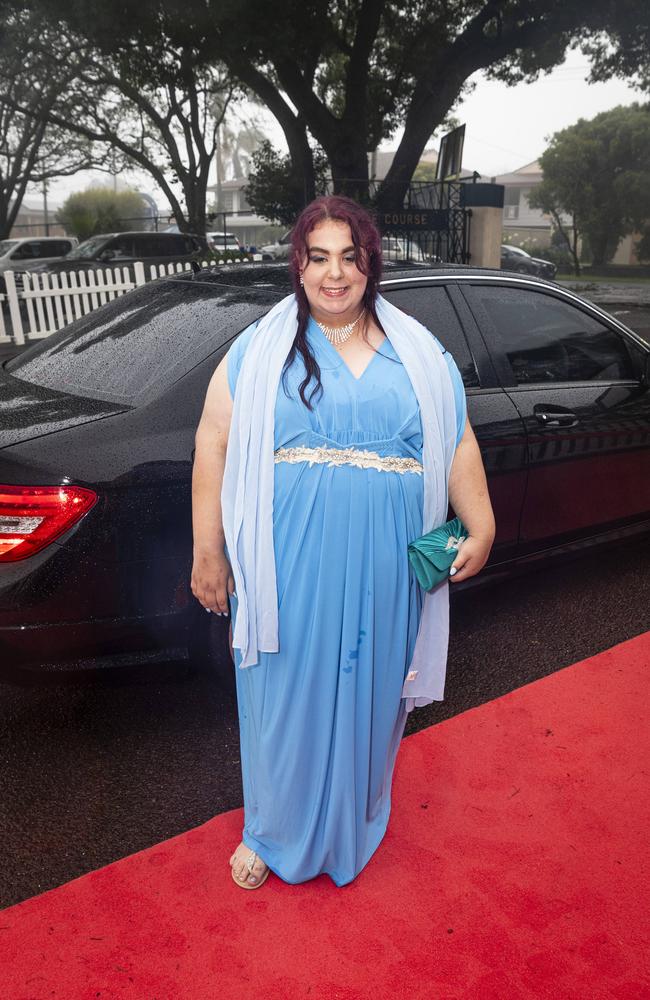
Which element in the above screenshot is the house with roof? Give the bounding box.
[493,160,642,265]
[7,199,66,239]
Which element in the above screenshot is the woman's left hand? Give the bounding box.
[449,534,493,583]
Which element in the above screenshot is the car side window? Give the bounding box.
[472,286,636,384]
[49,240,73,256]
[184,236,203,254]
[135,233,189,257]
[11,241,43,260]
[383,284,480,387]
[105,236,135,259]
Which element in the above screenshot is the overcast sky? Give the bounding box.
[27,48,644,212]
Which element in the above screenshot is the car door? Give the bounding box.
[462,280,650,552]
[382,279,527,564]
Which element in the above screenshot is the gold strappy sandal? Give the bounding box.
[231,848,270,890]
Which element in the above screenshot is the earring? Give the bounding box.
[299,273,304,286]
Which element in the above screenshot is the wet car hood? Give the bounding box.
[0,368,126,451]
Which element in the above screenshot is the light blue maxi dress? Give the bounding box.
[227,315,466,886]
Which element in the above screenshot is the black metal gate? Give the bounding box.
[375,180,470,265]
[324,178,471,265]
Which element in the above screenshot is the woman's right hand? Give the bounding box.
[191,549,235,615]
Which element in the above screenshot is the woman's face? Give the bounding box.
[300,220,368,324]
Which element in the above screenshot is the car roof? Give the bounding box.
[186,260,558,290]
[81,231,207,239]
[10,235,75,243]
[173,261,646,354]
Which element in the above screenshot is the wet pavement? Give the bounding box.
[558,279,650,307]
[557,280,650,344]
[1,535,648,909]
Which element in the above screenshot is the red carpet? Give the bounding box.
[2,634,649,1000]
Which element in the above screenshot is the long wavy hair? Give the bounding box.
[284,195,384,408]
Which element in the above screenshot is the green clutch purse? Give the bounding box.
[407,516,468,591]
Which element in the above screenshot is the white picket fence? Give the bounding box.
[0,255,256,346]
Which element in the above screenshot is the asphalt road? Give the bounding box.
[1,534,648,910]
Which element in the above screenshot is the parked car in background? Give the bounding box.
[0,236,78,290]
[381,236,427,263]
[501,244,557,280]
[1,264,648,684]
[207,232,242,253]
[261,231,292,260]
[24,231,209,279]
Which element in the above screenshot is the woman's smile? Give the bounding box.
[300,219,368,325]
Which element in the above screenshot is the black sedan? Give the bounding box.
[1,265,649,682]
[501,244,557,280]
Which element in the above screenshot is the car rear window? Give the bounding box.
[6,277,278,405]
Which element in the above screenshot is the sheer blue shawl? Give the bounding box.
[221,292,458,710]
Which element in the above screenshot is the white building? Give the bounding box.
[7,199,66,239]
[207,179,281,249]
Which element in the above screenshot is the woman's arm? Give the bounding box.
[446,418,496,583]
[191,354,235,614]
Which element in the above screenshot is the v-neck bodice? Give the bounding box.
[227,316,465,459]
[309,316,388,382]
[270,316,424,460]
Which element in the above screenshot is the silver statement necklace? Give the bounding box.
[315,309,365,346]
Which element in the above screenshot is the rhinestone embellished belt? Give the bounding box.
[274,446,423,475]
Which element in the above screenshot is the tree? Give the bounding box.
[0,8,96,238]
[56,187,148,239]
[412,161,439,183]
[2,6,244,235]
[22,0,650,215]
[529,104,650,273]
[244,140,329,226]
[36,0,650,212]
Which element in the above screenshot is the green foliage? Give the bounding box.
[529,104,650,269]
[244,140,330,227]
[56,188,148,239]
[412,161,438,182]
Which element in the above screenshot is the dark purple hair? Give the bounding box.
[283,195,384,408]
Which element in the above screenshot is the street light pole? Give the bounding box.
[42,174,50,236]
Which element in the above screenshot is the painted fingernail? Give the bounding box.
[449,567,458,576]
[205,608,212,613]
[249,877,257,884]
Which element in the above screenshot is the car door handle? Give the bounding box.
[534,408,579,428]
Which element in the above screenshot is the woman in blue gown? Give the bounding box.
[191,196,495,889]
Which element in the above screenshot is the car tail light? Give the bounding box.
[0,485,97,562]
